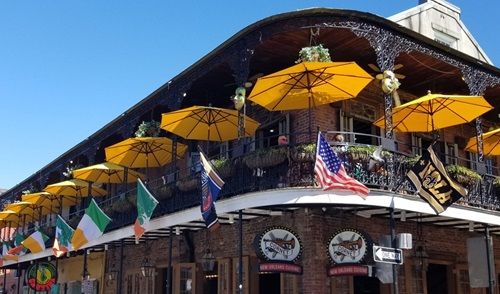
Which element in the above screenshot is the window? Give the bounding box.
[340,110,354,143]
[281,273,300,294]
[330,276,352,294]
[433,30,458,49]
[173,263,198,294]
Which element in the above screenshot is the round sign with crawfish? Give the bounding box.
[255,227,302,262]
[328,228,370,264]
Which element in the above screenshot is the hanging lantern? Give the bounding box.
[201,249,216,272]
[140,257,155,278]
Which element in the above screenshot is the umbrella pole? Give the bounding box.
[172,137,178,182]
[308,92,312,142]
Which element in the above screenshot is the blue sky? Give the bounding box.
[0,1,498,190]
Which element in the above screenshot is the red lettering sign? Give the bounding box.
[327,265,371,277]
[259,262,303,275]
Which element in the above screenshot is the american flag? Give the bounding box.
[314,132,369,198]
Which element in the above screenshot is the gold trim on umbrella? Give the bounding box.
[44,179,107,197]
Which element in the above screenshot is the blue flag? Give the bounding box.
[199,150,225,229]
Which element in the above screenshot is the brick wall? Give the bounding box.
[104,207,500,294]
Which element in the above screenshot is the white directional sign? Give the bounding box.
[373,245,403,264]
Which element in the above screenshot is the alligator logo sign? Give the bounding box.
[328,228,371,265]
[25,262,57,291]
[256,227,302,262]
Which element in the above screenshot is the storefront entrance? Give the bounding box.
[427,263,449,294]
[259,272,280,294]
[353,276,380,294]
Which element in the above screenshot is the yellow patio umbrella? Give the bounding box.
[44,179,107,197]
[373,92,493,133]
[248,61,373,110]
[465,128,500,156]
[4,201,52,217]
[0,210,31,226]
[160,105,260,141]
[72,162,145,183]
[105,137,188,169]
[22,191,77,210]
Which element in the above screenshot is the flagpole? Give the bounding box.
[166,227,173,294]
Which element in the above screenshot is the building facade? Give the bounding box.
[1,2,499,294]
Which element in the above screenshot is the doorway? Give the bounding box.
[353,119,379,145]
[427,263,449,294]
[353,276,380,294]
[259,272,280,294]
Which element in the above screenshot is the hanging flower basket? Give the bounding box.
[296,44,332,63]
[211,158,234,179]
[135,120,161,138]
[291,143,316,163]
[112,197,133,213]
[156,185,174,200]
[243,147,287,169]
[176,177,199,192]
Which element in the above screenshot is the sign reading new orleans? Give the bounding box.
[25,262,57,291]
[327,228,373,277]
[254,227,303,274]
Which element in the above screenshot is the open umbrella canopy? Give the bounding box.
[465,128,500,156]
[4,201,52,216]
[22,192,77,209]
[161,105,260,141]
[105,137,188,168]
[44,179,107,197]
[373,92,493,132]
[248,61,373,111]
[0,210,31,225]
[72,162,145,184]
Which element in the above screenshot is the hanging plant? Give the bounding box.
[62,161,83,179]
[296,44,332,63]
[135,120,161,137]
[291,143,316,163]
[211,158,234,179]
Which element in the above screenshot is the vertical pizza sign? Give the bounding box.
[254,226,303,274]
[327,228,373,277]
[26,262,57,291]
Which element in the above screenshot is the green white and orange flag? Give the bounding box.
[71,199,111,250]
[53,215,74,257]
[21,230,49,254]
[2,242,19,262]
[134,179,159,242]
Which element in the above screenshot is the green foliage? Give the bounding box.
[445,164,482,185]
[211,157,231,169]
[243,146,288,169]
[404,155,421,167]
[492,176,499,187]
[135,120,161,137]
[294,143,316,154]
[296,44,332,63]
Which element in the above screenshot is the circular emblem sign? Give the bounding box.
[328,228,370,264]
[25,262,57,291]
[256,227,302,262]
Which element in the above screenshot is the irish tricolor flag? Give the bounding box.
[21,230,49,253]
[71,199,111,250]
[2,242,19,261]
[53,215,74,257]
[134,179,159,242]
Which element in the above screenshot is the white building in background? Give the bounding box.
[389,0,493,65]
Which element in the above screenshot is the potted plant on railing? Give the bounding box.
[243,146,288,169]
[346,145,375,163]
[176,175,199,192]
[211,157,233,179]
[445,164,482,186]
[291,143,316,163]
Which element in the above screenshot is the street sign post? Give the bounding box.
[373,245,403,264]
